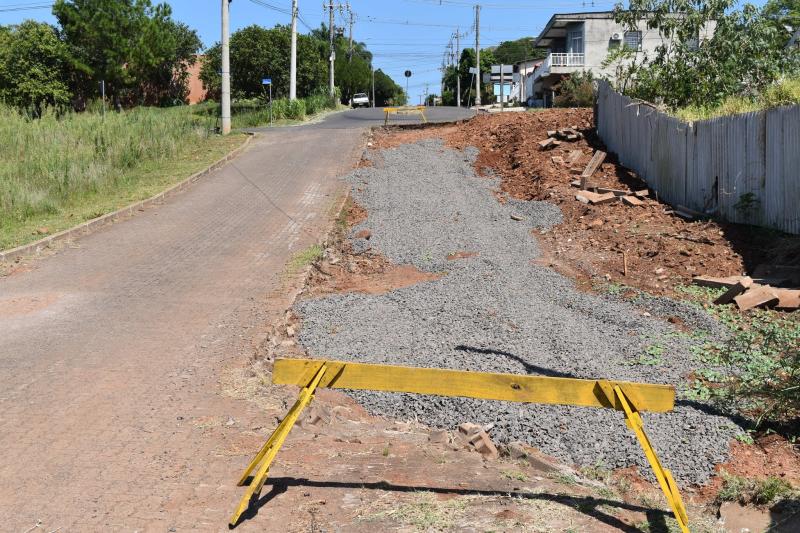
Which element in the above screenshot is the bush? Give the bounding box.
[675,77,800,121]
[554,71,595,107]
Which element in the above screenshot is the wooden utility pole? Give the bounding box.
[348,5,354,62]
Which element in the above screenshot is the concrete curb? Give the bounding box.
[0,133,254,264]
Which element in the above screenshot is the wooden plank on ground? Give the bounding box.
[692,275,743,289]
[774,289,800,311]
[622,195,644,207]
[273,358,676,413]
[567,150,584,165]
[734,285,780,311]
[580,150,606,189]
[539,138,556,150]
[714,276,754,305]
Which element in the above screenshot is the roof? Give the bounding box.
[534,11,616,47]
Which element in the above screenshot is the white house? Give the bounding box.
[529,11,714,106]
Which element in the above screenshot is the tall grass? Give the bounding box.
[0,105,220,246]
[675,77,800,121]
[192,92,338,129]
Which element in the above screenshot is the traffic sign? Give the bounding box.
[469,67,478,74]
[404,70,412,78]
[262,78,271,85]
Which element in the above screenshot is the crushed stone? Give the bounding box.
[295,139,742,485]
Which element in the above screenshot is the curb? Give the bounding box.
[0,133,254,264]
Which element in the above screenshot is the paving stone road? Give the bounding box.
[0,108,474,531]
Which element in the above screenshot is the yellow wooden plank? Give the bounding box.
[272,359,675,413]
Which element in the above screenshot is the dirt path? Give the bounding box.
[0,126,364,531]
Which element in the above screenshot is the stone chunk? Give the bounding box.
[621,195,644,207]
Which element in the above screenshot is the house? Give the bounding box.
[530,11,713,106]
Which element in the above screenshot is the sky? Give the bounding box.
[0,0,741,103]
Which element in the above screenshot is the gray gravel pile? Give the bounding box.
[296,139,741,485]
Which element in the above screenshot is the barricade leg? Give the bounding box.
[229,363,328,527]
[614,385,689,533]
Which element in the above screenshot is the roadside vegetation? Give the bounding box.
[610,0,799,117]
[0,105,244,250]
[192,91,342,130]
[676,285,800,435]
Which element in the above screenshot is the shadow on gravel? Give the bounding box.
[454,345,579,379]
[235,477,671,532]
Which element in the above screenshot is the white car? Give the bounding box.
[351,93,370,108]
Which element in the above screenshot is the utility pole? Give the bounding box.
[290,0,298,100]
[371,64,375,107]
[455,28,461,108]
[474,4,481,107]
[328,0,335,97]
[348,5,354,62]
[221,0,231,134]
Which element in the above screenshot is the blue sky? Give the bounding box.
[0,0,734,102]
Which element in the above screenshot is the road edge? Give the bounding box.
[0,133,254,264]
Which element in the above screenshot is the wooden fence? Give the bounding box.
[596,81,800,234]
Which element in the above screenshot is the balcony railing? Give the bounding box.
[536,52,586,80]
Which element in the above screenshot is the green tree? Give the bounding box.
[491,37,544,65]
[763,0,800,33]
[0,21,72,115]
[372,68,404,106]
[53,0,198,106]
[443,48,496,105]
[201,25,327,100]
[614,0,800,108]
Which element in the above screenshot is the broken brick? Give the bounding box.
[622,195,644,207]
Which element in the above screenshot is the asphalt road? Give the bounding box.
[0,110,419,530]
[251,105,475,132]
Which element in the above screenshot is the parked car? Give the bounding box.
[351,93,370,108]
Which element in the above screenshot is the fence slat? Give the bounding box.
[595,81,798,235]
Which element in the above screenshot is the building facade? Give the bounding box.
[529,11,713,106]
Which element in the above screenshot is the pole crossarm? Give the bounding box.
[229,359,688,531]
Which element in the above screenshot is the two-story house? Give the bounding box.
[529,11,713,106]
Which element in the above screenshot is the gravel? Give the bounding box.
[296,139,742,485]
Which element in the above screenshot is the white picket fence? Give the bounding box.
[596,81,800,234]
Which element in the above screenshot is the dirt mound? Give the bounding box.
[436,109,799,297]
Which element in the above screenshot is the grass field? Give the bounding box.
[0,105,246,251]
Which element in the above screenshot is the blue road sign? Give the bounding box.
[262,78,271,85]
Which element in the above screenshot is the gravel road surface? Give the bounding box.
[296,139,742,485]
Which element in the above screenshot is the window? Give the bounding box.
[568,29,584,54]
[624,31,642,51]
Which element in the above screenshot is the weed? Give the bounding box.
[389,492,468,530]
[688,309,800,426]
[674,284,726,302]
[580,461,613,484]
[288,244,323,273]
[501,470,528,482]
[382,444,390,457]
[549,472,578,485]
[627,343,665,366]
[717,472,794,505]
[597,487,616,499]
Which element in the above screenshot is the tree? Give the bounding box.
[763,0,800,33]
[53,0,199,106]
[614,0,800,108]
[442,48,496,105]
[372,68,404,106]
[0,21,72,115]
[201,25,327,100]
[491,37,545,65]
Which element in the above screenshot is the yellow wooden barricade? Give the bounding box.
[229,359,689,532]
[383,105,428,125]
